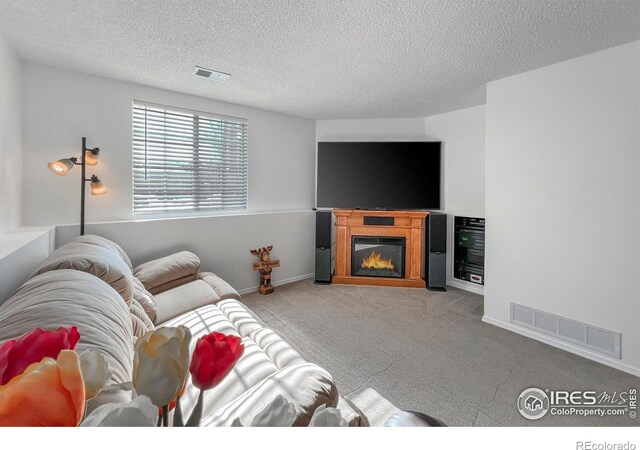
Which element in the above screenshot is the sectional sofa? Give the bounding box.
[0,235,367,426]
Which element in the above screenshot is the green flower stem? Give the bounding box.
[174,396,184,427]
[186,390,204,427]
[162,405,169,427]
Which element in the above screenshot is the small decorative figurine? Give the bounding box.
[250,246,280,295]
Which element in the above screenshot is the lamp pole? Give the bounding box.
[80,137,87,235]
[78,137,101,235]
[48,137,104,236]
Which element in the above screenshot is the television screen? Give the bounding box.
[316,141,441,210]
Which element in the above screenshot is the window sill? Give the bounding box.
[85,209,314,226]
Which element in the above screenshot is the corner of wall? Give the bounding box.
[0,32,23,233]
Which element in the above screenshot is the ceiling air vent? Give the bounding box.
[192,66,230,82]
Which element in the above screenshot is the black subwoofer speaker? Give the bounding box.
[425,212,447,291]
[314,210,335,284]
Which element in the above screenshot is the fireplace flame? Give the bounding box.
[361,249,395,271]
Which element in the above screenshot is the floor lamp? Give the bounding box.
[48,137,108,235]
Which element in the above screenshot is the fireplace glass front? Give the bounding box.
[351,236,406,278]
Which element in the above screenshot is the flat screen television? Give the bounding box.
[316,141,441,210]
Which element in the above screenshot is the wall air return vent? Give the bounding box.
[559,319,585,343]
[192,66,230,82]
[510,303,621,359]
[534,311,557,334]
[586,328,618,356]
[511,304,534,327]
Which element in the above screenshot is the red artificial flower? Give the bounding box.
[189,332,244,390]
[0,326,80,385]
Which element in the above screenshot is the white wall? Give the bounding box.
[22,62,316,224]
[0,35,55,305]
[316,106,486,289]
[424,106,485,291]
[55,211,313,294]
[484,41,640,374]
[0,228,54,304]
[316,117,427,142]
[0,34,22,233]
[20,62,317,292]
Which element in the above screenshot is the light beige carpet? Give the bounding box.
[243,279,639,426]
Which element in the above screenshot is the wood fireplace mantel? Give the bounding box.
[332,209,428,288]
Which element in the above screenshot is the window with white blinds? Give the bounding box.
[132,101,248,215]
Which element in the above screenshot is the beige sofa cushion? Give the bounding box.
[152,272,243,324]
[134,251,200,295]
[130,300,155,338]
[162,301,339,427]
[130,314,148,339]
[0,270,134,385]
[147,273,198,295]
[215,298,266,337]
[72,234,134,273]
[132,277,157,323]
[153,280,215,324]
[203,363,338,427]
[31,239,135,306]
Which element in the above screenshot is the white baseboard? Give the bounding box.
[238,273,314,295]
[482,315,640,378]
[447,278,484,295]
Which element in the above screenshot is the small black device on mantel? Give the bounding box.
[314,210,335,284]
[316,141,441,210]
[425,212,447,291]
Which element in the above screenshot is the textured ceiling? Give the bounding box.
[0,0,638,119]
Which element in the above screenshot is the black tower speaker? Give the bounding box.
[315,210,335,284]
[425,212,447,291]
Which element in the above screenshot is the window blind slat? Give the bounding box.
[132,102,248,215]
[131,124,247,138]
[131,121,248,137]
[133,149,247,161]
[133,106,247,125]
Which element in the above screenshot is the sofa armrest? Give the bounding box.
[134,251,200,294]
[153,279,217,324]
[200,363,339,427]
[198,272,242,302]
[153,273,242,325]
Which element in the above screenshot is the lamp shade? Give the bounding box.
[84,150,100,166]
[90,178,108,195]
[47,158,76,176]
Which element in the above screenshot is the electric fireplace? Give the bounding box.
[351,236,405,279]
[332,209,427,288]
